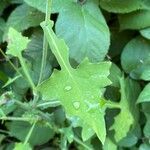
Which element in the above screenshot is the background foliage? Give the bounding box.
[0,0,150,149]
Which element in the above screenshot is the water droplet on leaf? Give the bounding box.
[73,101,80,110]
[64,86,72,91]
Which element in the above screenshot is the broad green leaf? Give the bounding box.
[121,36,150,81]
[103,138,117,150]
[140,27,150,40]
[56,0,110,63]
[137,83,150,103]
[38,20,111,144]
[8,121,54,146]
[6,4,45,32]
[139,144,150,150]
[24,0,71,13]
[110,77,140,142]
[14,143,31,150]
[6,28,30,57]
[119,10,150,30]
[100,0,149,14]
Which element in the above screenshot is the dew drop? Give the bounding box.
[64,86,72,91]
[73,101,80,110]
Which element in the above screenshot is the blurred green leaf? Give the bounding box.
[6,4,45,32]
[100,0,150,14]
[119,10,150,30]
[137,83,150,103]
[140,27,150,40]
[121,36,150,80]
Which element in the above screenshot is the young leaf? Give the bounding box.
[38,20,111,144]
[6,28,35,90]
[6,28,30,57]
[110,77,140,142]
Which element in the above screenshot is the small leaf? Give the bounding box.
[6,28,30,57]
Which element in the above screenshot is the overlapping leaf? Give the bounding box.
[38,20,111,144]
[6,4,45,32]
[121,36,150,81]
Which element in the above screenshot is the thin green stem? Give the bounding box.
[73,136,92,150]
[37,100,61,108]
[0,117,34,122]
[0,48,22,76]
[19,54,35,90]
[24,121,36,145]
[38,0,52,85]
